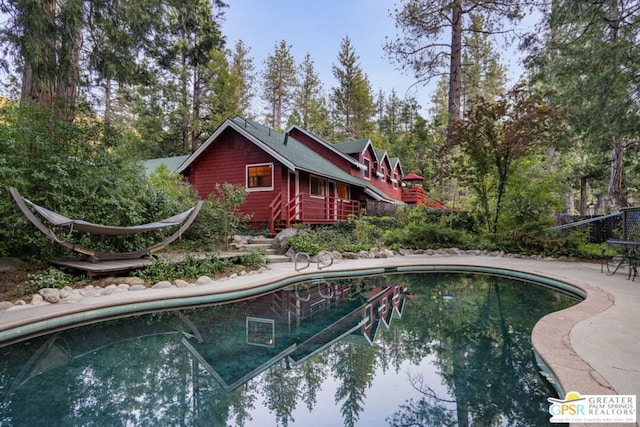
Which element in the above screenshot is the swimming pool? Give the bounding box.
[0,271,578,426]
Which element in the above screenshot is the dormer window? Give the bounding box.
[363,159,370,179]
[378,167,386,181]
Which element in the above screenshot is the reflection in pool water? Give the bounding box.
[0,273,578,426]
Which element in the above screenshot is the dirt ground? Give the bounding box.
[0,265,38,302]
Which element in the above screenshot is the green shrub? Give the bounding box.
[382,222,470,249]
[397,205,474,231]
[489,231,578,257]
[27,267,74,290]
[240,250,269,267]
[185,183,250,250]
[284,234,324,255]
[133,254,232,283]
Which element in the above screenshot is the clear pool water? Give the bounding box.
[0,272,578,426]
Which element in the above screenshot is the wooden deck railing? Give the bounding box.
[269,192,361,234]
[401,187,447,209]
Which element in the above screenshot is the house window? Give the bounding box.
[337,183,349,199]
[392,172,399,189]
[379,167,386,182]
[247,163,273,191]
[363,159,370,179]
[310,175,326,196]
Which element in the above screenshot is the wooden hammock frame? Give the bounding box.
[10,187,204,262]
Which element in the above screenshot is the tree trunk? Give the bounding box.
[104,79,112,126]
[55,0,82,122]
[608,138,629,210]
[580,176,587,216]
[191,67,201,153]
[20,0,57,110]
[180,57,190,153]
[447,0,463,140]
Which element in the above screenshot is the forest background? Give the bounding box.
[0,0,639,260]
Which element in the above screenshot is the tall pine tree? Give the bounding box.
[330,36,375,140]
[261,40,297,129]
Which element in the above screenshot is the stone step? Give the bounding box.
[239,243,275,253]
[249,237,275,245]
[266,254,290,264]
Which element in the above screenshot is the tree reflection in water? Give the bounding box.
[0,273,576,426]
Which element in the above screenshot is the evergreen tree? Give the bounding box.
[261,40,297,129]
[462,14,507,108]
[330,36,375,140]
[0,0,167,122]
[290,53,328,132]
[384,0,526,142]
[527,0,640,209]
[229,40,256,117]
[201,49,241,132]
[153,0,227,152]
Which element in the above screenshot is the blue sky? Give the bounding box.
[221,0,431,115]
[221,0,535,118]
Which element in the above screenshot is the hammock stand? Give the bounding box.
[9,187,204,262]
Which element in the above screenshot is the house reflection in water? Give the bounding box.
[180,281,408,391]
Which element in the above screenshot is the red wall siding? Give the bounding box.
[187,128,284,227]
[368,156,402,200]
[288,128,354,174]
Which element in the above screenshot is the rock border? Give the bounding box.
[0,248,589,312]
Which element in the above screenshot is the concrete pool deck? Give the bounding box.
[0,254,638,425]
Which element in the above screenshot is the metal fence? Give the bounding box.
[547,213,622,243]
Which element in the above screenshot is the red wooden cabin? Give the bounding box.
[177,116,403,233]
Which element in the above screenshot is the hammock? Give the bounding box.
[10,187,204,262]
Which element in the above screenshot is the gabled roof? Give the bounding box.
[375,150,391,168]
[178,116,400,203]
[389,157,404,177]
[286,125,364,169]
[334,139,373,156]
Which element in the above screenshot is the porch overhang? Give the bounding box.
[363,188,403,205]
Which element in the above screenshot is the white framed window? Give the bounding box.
[363,158,371,179]
[378,167,386,181]
[246,163,274,191]
[392,172,399,188]
[310,175,326,197]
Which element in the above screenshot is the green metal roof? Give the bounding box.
[375,150,389,165]
[229,117,398,203]
[142,155,190,176]
[334,139,371,155]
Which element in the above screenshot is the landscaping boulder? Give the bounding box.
[0,301,14,311]
[39,288,61,303]
[273,228,307,254]
[152,281,174,289]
